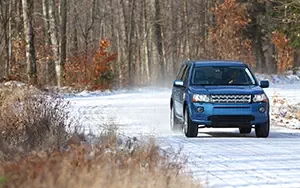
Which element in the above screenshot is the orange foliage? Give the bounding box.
[7,39,27,81]
[64,39,117,90]
[13,39,26,62]
[272,32,294,73]
[210,0,256,67]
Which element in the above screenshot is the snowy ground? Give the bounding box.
[68,83,300,188]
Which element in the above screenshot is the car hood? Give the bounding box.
[189,85,264,95]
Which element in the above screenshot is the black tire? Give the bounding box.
[239,127,252,134]
[255,119,270,138]
[170,105,181,132]
[183,106,198,137]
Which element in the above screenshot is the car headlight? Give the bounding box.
[192,94,210,103]
[253,94,268,103]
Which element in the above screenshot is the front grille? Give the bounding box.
[211,94,251,104]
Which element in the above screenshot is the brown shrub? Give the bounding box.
[0,84,68,157]
[0,139,198,188]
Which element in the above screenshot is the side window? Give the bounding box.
[180,66,188,80]
[182,65,191,85]
[176,65,186,80]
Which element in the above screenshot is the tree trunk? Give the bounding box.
[294,49,300,74]
[204,0,208,57]
[117,30,122,87]
[8,0,12,77]
[264,1,276,74]
[0,0,10,79]
[72,0,78,56]
[128,0,136,86]
[4,20,9,79]
[16,0,22,34]
[82,0,96,60]
[48,0,59,85]
[183,0,190,59]
[116,0,122,87]
[171,0,178,75]
[254,15,265,73]
[42,0,53,84]
[22,0,37,85]
[154,0,165,82]
[59,0,67,87]
[142,0,150,83]
[42,0,51,43]
[110,0,118,84]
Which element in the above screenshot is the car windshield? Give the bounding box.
[191,66,257,86]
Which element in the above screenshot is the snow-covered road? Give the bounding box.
[68,86,300,188]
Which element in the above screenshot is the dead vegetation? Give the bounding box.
[0,83,199,188]
[0,83,68,159]
[0,138,199,188]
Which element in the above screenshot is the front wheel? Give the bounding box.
[255,119,270,138]
[183,107,198,138]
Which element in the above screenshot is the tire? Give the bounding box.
[170,105,182,132]
[183,106,198,137]
[239,127,252,134]
[255,119,270,138]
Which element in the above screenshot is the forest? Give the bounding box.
[0,0,299,89]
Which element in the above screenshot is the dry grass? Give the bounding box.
[0,135,199,188]
[0,84,68,158]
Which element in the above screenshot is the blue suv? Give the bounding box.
[170,61,270,138]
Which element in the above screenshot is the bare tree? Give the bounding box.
[154,0,165,82]
[59,0,67,86]
[48,0,59,85]
[42,0,54,84]
[22,0,37,84]
[0,0,12,79]
[128,0,136,86]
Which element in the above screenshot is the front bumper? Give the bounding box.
[189,102,269,127]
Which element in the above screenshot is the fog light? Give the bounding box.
[259,107,266,113]
[197,107,204,113]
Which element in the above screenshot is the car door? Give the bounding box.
[178,64,191,118]
[173,64,186,117]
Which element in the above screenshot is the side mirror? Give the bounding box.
[174,80,184,87]
[260,80,269,88]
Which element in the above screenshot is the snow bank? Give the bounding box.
[270,94,300,129]
[65,87,171,98]
[1,81,26,87]
[256,74,300,85]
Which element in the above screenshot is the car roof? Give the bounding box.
[185,60,247,67]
